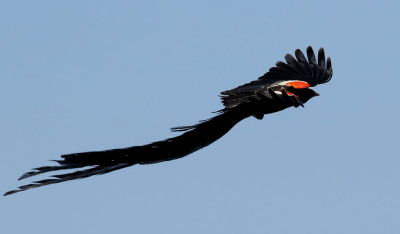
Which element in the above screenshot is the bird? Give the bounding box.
[4,46,333,196]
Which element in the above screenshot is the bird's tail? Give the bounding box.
[4,107,250,196]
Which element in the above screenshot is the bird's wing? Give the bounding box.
[220,46,332,108]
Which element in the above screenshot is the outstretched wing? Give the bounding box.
[220,46,332,108]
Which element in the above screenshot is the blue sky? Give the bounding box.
[1,1,399,233]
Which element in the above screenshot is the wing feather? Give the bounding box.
[220,46,333,108]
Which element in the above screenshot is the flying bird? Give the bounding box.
[4,46,333,196]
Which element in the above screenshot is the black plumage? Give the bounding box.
[4,46,333,196]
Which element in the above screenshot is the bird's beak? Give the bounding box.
[314,91,320,96]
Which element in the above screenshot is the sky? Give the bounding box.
[1,0,399,233]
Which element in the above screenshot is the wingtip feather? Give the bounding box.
[318,48,326,67]
[306,46,317,64]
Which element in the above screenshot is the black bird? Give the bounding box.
[4,46,333,196]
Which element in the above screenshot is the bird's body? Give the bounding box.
[5,46,333,196]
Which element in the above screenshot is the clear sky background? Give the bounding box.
[1,1,399,233]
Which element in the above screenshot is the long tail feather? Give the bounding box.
[4,163,131,196]
[18,163,81,180]
[4,107,250,196]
